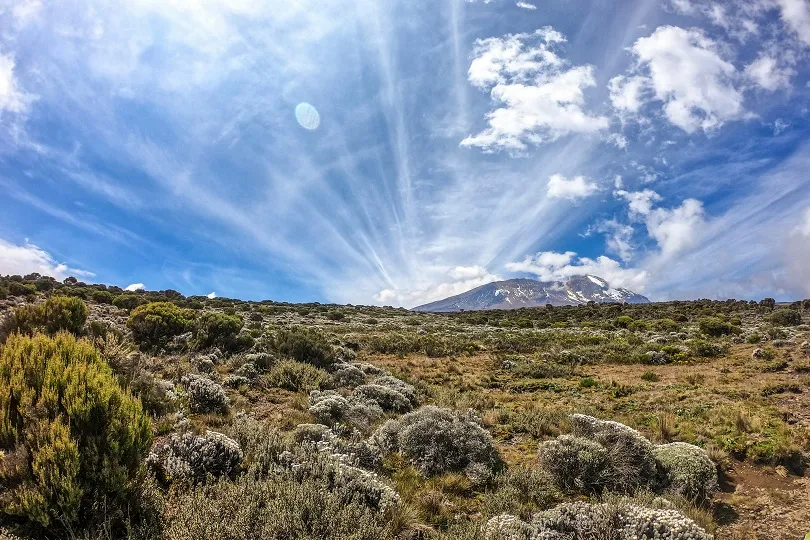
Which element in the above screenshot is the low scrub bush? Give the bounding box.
[272,327,336,368]
[0,333,151,531]
[266,359,328,392]
[768,308,802,327]
[181,373,229,414]
[373,405,500,482]
[192,311,244,351]
[698,317,740,337]
[653,442,718,500]
[0,296,88,342]
[146,430,243,485]
[127,302,194,349]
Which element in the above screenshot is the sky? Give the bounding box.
[1,0,810,307]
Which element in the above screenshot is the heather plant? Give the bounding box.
[0,296,88,342]
[271,326,336,368]
[127,301,194,349]
[112,293,144,311]
[373,405,500,482]
[146,430,243,485]
[0,333,151,531]
[192,311,244,351]
[653,442,719,500]
[698,317,740,337]
[768,308,802,327]
[266,359,328,392]
[181,373,229,413]
[538,435,612,493]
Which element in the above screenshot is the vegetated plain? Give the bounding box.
[1,273,809,539]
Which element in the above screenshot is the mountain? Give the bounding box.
[412,275,650,312]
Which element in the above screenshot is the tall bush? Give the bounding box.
[0,333,152,530]
[127,301,194,349]
[0,296,87,342]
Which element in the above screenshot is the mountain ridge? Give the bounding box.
[412,275,650,312]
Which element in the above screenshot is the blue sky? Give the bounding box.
[1,0,810,306]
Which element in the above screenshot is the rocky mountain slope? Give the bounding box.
[413,275,649,312]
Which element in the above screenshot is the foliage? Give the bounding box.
[266,359,328,392]
[0,333,151,531]
[768,308,802,327]
[146,430,243,485]
[192,311,245,351]
[271,326,336,368]
[698,317,741,337]
[181,373,229,414]
[0,296,88,342]
[653,442,719,500]
[112,293,145,311]
[127,302,194,349]
[374,406,500,482]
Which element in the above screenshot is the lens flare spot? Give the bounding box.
[295,102,320,130]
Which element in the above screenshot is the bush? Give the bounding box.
[538,435,611,493]
[112,293,144,311]
[308,390,383,430]
[0,333,151,531]
[272,327,336,368]
[373,406,500,482]
[329,363,366,388]
[181,373,229,413]
[698,317,740,337]
[768,309,802,327]
[0,296,88,341]
[353,384,413,413]
[653,442,718,500]
[127,302,194,349]
[568,414,657,492]
[486,501,711,540]
[266,359,328,392]
[146,430,243,485]
[193,311,244,351]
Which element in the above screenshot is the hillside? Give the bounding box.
[1,274,809,539]
[413,275,650,312]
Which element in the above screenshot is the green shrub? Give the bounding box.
[266,360,328,392]
[0,333,152,531]
[272,327,335,368]
[112,294,144,311]
[193,311,244,351]
[127,301,194,349]
[653,442,718,500]
[641,371,659,382]
[768,309,802,327]
[698,317,740,337]
[0,296,88,342]
[7,282,36,297]
[614,316,634,328]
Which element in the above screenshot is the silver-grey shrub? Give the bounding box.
[569,414,657,492]
[373,375,418,405]
[181,373,228,413]
[330,362,366,388]
[538,435,611,493]
[373,405,500,481]
[353,383,412,413]
[146,430,243,484]
[308,390,384,431]
[653,442,719,500]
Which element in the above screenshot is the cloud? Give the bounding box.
[615,189,662,216]
[774,0,810,46]
[373,265,501,308]
[516,1,537,9]
[773,118,789,135]
[207,291,217,299]
[506,250,649,291]
[0,238,93,280]
[462,27,608,153]
[0,53,34,115]
[125,283,145,291]
[546,173,599,200]
[623,26,747,133]
[645,198,706,257]
[593,219,636,262]
[744,54,796,91]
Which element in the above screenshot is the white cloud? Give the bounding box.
[0,54,34,115]
[594,219,636,262]
[607,133,628,149]
[744,54,795,91]
[516,1,537,9]
[125,283,145,291]
[373,265,501,308]
[546,173,599,200]
[608,75,647,114]
[207,291,217,298]
[626,26,747,133]
[774,0,810,46]
[462,27,608,153]
[506,250,649,291]
[0,238,93,280]
[616,189,662,216]
[773,118,789,135]
[645,198,706,257]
